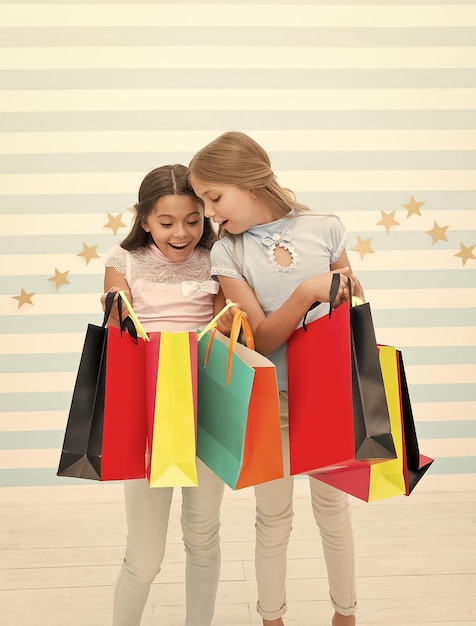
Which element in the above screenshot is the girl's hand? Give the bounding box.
[216,299,240,337]
[304,268,353,308]
[349,272,365,303]
[100,287,132,327]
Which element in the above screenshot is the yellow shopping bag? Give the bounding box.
[146,331,198,488]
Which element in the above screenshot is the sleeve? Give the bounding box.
[104,244,128,275]
[326,215,348,264]
[209,238,245,280]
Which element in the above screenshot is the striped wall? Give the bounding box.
[0,0,475,489]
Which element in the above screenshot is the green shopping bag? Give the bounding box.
[197,311,283,490]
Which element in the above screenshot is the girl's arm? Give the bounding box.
[102,266,132,328]
[218,253,358,356]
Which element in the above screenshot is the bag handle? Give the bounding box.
[198,303,255,385]
[102,290,149,342]
[302,272,342,331]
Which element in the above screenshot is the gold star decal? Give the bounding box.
[103,212,126,235]
[48,268,70,290]
[455,242,476,266]
[377,210,399,233]
[12,288,35,308]
[401,194,425,218]
[426,221,449,245]
[352,236,375,259]
[77,242,100,265]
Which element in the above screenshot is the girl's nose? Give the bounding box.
[204,205,215,218]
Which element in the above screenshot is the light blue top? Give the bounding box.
[210,211,347,389]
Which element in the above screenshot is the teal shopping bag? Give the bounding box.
[197,321,283,490]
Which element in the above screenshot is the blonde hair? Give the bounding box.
[189,131,310,220]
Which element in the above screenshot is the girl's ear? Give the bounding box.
[141,219,150,233]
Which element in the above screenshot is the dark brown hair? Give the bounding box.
[121,164,216,251]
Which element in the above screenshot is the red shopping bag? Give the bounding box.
[287,274,395,476]
[101,325,147,480]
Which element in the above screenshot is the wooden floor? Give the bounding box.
[1,475,475,626]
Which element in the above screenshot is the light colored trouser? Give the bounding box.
[113,459,225,626]
[254,392,357,621]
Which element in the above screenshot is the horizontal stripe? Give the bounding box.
[350,250,476,272]
[425,456,476,474]
[0,353,81,373]
[2,151,476,174]
[0,457,470,483]
[1,363,474,395]
[3,400,472,434]
[2,345,475,374]
[2,6,476,28]
[1,267,474,292]
[413,401,476,422]
[0,411,67,431]
[375,326,476,347]
[2,89,476,112]
[1,315,475,344]
[5,130,476,154]
[0,468,88,487]
[0,332,90,354]
[5,0,476,5]
[0,211,135,236]
[0,209,473,237]
[416,421,476,439]
[365,289,476,310]
[0,432,63,451]
[0,462,473,488]
[2,293,476,321]
[0,425,474,452]
[1,171,476,195]
[1,111,475,133]
[0,234,117,254]
[1,190,475,215]
[4,67,475,91]
[3,47,476,71]
[2,29,476,49]
[1,383,475,413]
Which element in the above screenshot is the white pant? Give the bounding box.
[113,459,225,626]
[254,393,357,620]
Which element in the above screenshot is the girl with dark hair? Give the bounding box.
[103,164,232,626]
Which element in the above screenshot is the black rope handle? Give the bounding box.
[102,291,138,342]
[302,272,348,332]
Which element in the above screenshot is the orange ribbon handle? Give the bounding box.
[226,309,255,384]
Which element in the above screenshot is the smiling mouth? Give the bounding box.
[169,242,190,249]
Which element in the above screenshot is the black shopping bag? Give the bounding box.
[57,293,145,480]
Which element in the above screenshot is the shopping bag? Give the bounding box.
[287,274,395,476]
[57,293,147,481]
[146,331,199,487]
[197,310,283,490]
[311,345,434,501]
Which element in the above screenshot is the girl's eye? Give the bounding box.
[160,223,173,228]
[211,196,220,203]
[187,221,199,226]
